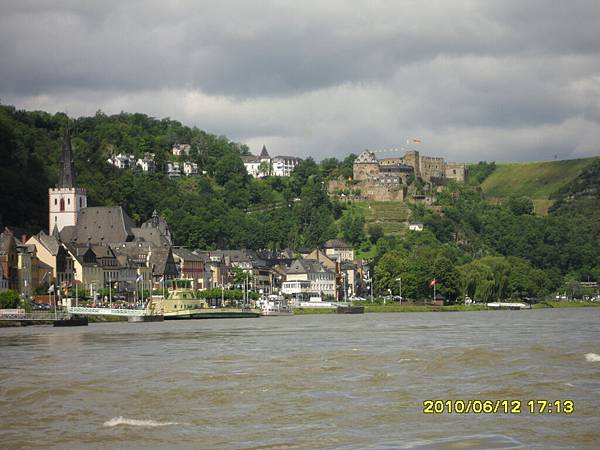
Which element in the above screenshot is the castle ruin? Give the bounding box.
[329,149,467,202]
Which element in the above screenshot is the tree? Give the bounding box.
[340,210,366,246]
[507,196,534,215]
[0,290,21,309]
[367,224,384,244]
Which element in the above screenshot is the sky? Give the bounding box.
[1,0,599,162]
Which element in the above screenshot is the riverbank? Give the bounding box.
[533,300,600,309]
[294,301,600,314]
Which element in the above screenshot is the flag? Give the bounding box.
[136,274,143,283]
[48,284,55,293]
[430,279,436,287]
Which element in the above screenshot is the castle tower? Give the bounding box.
[48,125,87,234]
[353,150,380,181]
[402,150,420,177]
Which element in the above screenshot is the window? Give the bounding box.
[60,198,65,212]
[79,198,82,208]
[54,199,57,205]
[67,198,70,205]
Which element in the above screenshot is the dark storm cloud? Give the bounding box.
[1,0,599,161]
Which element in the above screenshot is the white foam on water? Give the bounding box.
[585,353,600,362]
[103,416,179,427]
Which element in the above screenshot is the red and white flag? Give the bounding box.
[429,279,436,287]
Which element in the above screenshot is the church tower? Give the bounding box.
[48,125,87,234]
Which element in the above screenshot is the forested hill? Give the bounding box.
[0,104,353,250]
[2,104,599,301]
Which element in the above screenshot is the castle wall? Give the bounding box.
[419,156,445,181]
[445,163,467,182]
[353,163,379,181]
[360,183,406,201]
[379,158,404,166]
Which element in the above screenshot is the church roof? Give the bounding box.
[61,206,136,244]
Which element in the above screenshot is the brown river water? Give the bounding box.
[1,308,600,449]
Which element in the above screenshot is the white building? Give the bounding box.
[242,155,261,177]
[272,156,301,177]
[242,145,302,178]
[107,153,136,169]
[408,222,424,232]
[165,162,181,177]
[182,161,198,176]
[136,153,156,172]
[284,259,336,297]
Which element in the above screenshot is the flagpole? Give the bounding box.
[109,271,112,308]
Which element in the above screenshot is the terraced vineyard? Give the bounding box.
[352,201,411,235]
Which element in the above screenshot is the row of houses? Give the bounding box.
[106,152,201,177]
[108,143,302,179]
[1,130,362,302]
[1,223,367,303]
[107,152,156,172]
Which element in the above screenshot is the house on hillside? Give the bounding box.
[182,161,198,176]
[165,162,181,177]
[107,153,136,170]
[172,144,191,156]
[408,222,424,232]
[136,153,156,172]
[323,239,354,262]
[272,156,301,177]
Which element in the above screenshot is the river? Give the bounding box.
[1,308,599,449]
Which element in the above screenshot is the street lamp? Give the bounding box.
[396,277,402,304]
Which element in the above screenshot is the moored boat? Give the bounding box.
[53,316,89,327]
[258,295,294,316]
[146,279,260,319]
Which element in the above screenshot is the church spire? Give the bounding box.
[58,124,76,188]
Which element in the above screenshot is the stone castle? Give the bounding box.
[329,149,467,202]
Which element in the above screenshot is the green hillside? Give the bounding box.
[480,157,599,214]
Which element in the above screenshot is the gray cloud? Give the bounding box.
[1,0,599,162]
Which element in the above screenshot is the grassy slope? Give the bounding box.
[480,158,598,214]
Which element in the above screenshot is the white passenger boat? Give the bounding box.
[258,295,294,316]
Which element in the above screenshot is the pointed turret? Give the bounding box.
[259,145,270,159]
[58,125,77,188]
[51,224,62,241]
